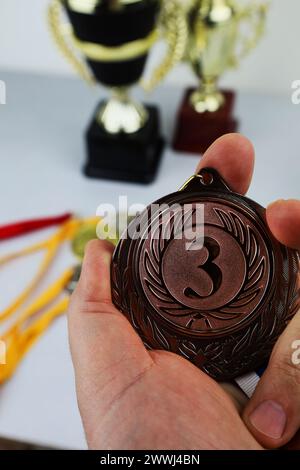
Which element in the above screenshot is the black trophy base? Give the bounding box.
[84,104,164,184]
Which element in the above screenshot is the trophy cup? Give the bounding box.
[173,0,269,155]
[48,0,187,183]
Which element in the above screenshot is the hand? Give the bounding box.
[68,134,298,450]
[242,200,300,450]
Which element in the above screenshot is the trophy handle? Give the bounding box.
[48,0,95,84]
[230,1,269,67]
[142,0,188,92]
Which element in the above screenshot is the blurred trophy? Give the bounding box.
[173,0,269,154]
[48,0,187,183]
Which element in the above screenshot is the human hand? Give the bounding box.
[242,200,300,449]
[68,134,298,450]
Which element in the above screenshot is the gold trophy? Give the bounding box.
[173,0,269,154]
[48,0,187,183]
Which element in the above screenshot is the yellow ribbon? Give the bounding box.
[0,216,100,384]
[0,272,72,384]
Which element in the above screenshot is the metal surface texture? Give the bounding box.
[112,168,300,381]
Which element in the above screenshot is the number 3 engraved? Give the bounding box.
[184,237,222,299]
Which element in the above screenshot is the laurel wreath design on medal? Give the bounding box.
[112,251,297,380]
[140,204,267,335]
[178,247,299,379]
[111,201,299,381]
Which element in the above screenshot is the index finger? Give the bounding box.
[196,133,255,195]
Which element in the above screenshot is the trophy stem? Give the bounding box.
[190,78,225,113]
[97,87,149,135]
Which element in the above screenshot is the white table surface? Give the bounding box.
[0,70,299,449]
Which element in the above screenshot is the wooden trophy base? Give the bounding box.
[85,103,164,184]
[173,89,239,155]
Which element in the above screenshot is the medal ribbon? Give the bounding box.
[0,215,100,384]
[0,213,72,241]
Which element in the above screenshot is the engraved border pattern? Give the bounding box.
[141,206,266,333]
[111,196,299,380]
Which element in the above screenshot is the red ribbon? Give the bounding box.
[0,213,72,241]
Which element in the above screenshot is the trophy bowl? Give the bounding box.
[187,0,268,113]
[64,0,159,86]
[49,0,187,183]
[173,0,269,155]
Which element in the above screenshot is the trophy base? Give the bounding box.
[172,89,238,155]
[84,103,164,184]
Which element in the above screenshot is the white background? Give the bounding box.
[0,0,299,450]
[0,0,299,95]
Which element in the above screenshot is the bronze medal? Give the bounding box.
[111,169,300,380]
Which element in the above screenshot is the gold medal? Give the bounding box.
[72,223,99,259]
[72,215,137,259]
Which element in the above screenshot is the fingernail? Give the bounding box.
[249,400,287,439]
[267,199,287,211]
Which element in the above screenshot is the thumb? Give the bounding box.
[68,240,153,435]
[243,310,300,448]
[266,199,300,250]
